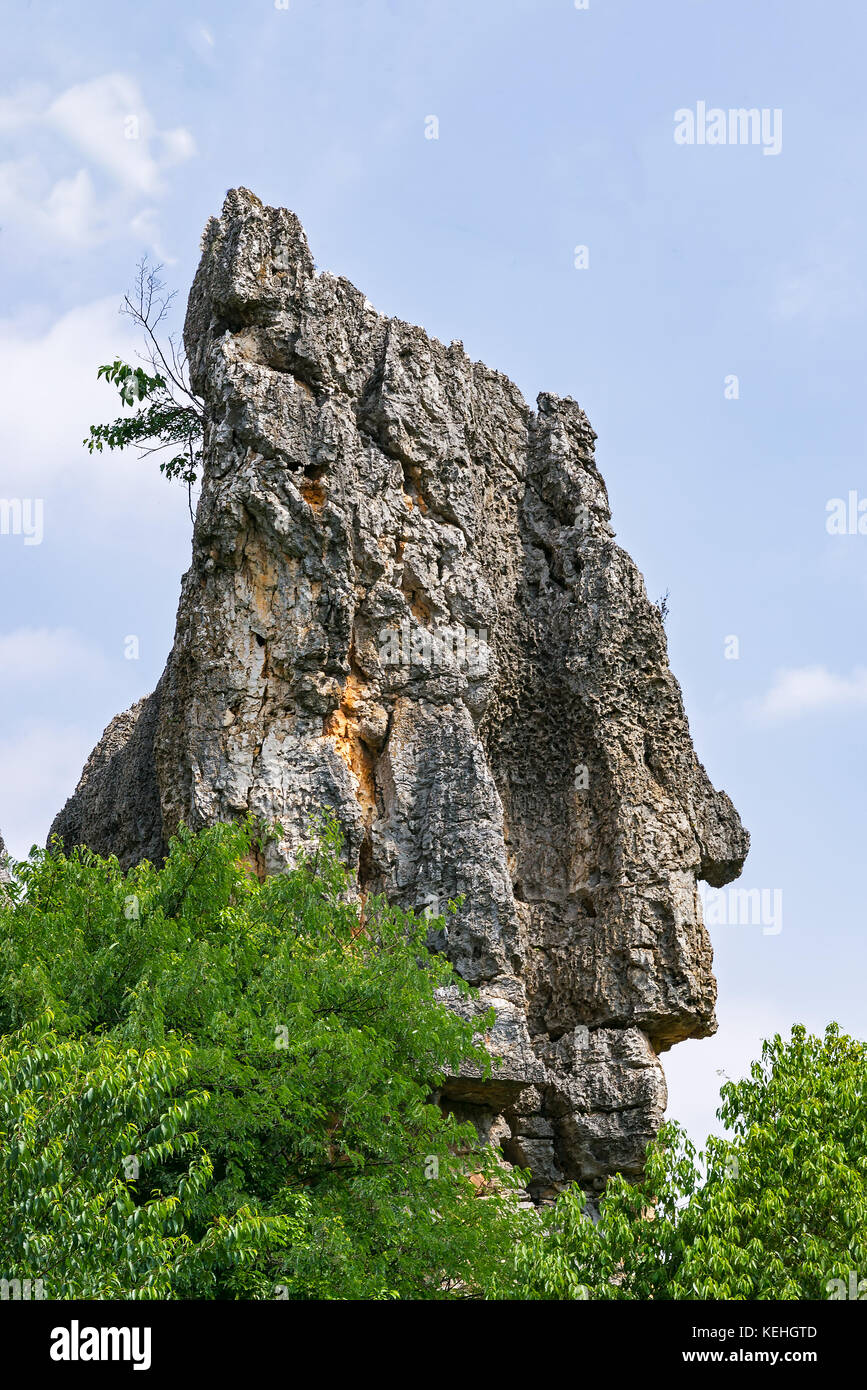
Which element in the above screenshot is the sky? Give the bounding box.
[0,0,864,1148]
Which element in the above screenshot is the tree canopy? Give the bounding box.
[1,819,863,1300]
[507,1023,867,1300]
[0,819,529,1299]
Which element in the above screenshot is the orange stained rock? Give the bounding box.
[299,476,326,512]
[323,669,377,821]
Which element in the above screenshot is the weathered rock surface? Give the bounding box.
[0,830,9,883]
[50,188,748,1195]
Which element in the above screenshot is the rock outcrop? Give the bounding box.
[0,830,9,884]
[51,189,748,1196]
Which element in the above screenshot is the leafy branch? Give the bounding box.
[83,259,206,518]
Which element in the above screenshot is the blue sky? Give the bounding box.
[1,0,864,1146]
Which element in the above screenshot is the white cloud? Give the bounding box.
[44,167,103,244]
[0,297,132,480]
[0,158,106,246]
[128,206,176,264]
[0,74,195,250]
[46,74,195,197]
[752,664,867,721]
[159,126,197,168]
[0,296,193,517]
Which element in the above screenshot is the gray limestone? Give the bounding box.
[49,189,749,1195]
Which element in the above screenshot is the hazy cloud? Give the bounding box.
[0,74,195,250]
[752,664,867,721]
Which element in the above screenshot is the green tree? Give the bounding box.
[504,1024,867,1300]
[0,1016,285,1299]
[0,819,530,1299]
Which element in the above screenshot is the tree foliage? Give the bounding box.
[505,1024,867,1300]
[2,817,863,1300]
[0,1018,278,1299]
[0,819,530,1299]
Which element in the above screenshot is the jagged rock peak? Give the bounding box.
[49,188,748,1195]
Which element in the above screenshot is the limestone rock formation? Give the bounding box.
[51,189,748,1196]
